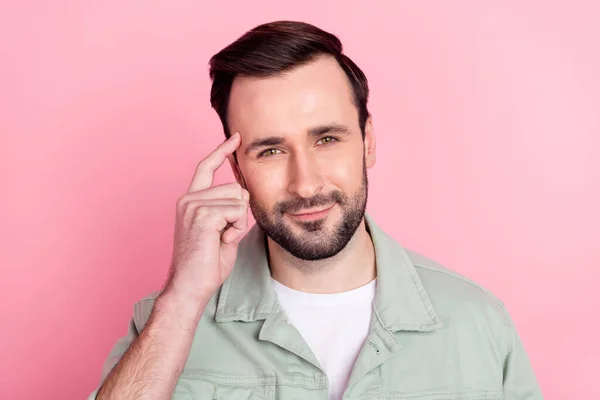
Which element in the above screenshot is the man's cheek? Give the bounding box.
[260,169,288,192]
[329,164,356,185]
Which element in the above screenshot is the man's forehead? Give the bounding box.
[228,57,357,138]
[230,55,350,99]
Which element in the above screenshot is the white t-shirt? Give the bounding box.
[271,277,377,400]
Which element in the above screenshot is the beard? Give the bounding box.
[249,160,368,261]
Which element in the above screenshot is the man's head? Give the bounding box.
[209,21,376,261]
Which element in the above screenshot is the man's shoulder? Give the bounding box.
[404,248,507,320]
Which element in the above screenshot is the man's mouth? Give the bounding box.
[287,204,335,221]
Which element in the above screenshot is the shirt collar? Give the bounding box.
[215,212,442,332]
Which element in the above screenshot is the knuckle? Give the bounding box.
[176,194,187,205]
[194,161,208,176]
[194,206,210,220]
[181,200,197,218]
[176,195,188,213]
[196,159,207,170]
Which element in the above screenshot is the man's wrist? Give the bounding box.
[155,287,211,327]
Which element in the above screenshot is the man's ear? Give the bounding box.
[364,115,376,168]
[228,155,247,189]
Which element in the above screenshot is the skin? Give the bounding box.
[228,54,377,294]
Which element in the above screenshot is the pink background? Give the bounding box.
[1,1,599,399]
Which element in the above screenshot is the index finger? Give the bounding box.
[187,132,241,193]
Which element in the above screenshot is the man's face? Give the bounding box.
[228,55,376,261]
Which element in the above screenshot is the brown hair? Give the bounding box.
[208,20,370,139]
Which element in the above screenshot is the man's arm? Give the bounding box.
[87,132,249,399]
[501,306,544,399]
[95,291,209,400]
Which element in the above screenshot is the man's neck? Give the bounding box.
[267,219,376,294]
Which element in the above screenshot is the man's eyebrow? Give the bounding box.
[244,136,285,156]
[243,124,352,156]
[308,123,352,137]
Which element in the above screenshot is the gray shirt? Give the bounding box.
[89,212,543,399]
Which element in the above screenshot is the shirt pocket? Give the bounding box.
[365,390,504,400]
[172,375,274,400]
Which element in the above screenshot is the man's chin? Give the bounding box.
[262,216,352,261]
[283,237,345,261]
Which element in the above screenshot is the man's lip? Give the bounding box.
[288,204,335,216]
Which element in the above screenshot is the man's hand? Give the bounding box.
[165,131,249,302]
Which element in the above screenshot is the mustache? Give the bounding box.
[276,191,346,214]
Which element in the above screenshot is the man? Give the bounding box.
[89,21,542,400]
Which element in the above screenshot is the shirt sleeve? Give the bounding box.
[86,317,140,399]
[501,306,544,399]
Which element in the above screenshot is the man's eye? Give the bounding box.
[259,148,281,158]
[317,136,338,145]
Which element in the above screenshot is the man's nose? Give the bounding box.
[287,152,324,199]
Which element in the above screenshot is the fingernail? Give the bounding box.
[232,131,240,138]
